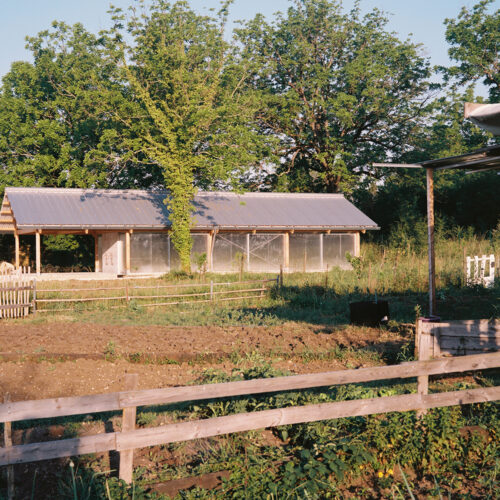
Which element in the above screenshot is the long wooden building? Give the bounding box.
[0,188,378,275]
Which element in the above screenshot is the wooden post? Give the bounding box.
[416,318,432,416]
[426,168,436,317]
[35,231,41,275]
[119,373,139,483]
[210,280,214,301]
[206,232,213,272]
[283,232,289,271]
[3,393,14,500]
[125,231,131,275]
[94,234,100,273]
[354,232,361,257]
[279,265,283,287]
[14,233,19,270]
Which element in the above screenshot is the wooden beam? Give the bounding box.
[1,386,498,467]
[354,232,360,257]
[94,234,100,272]
[2,351,499,424]
[283,232,289,270]
[119,374,138,483]
[35,231,41,275]
[426,168,436,316]
[14,232,20,269]
[125,231,131,274]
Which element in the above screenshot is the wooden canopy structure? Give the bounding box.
[374,143,500,317]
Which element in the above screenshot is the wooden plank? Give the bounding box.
[119,374,139,483]
[36,296,127,303]
[0,393,121,423]
[421,319,499,336]
[1,386,498,467]
[138,294,265,308]
[118,351,500,408]
[0,432,116,466]
[116,387,500,452]
[439,337,500,350]
[0,303,32,310]
[2,352,499,424]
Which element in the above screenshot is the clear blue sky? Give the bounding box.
[0,0,489,95]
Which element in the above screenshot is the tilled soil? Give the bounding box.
[0,321,410,400]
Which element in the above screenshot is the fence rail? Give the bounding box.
[1,351,499,483]
[34,278,276,313]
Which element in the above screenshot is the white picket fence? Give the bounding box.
[0,266,35,318]
[466,254,496,288]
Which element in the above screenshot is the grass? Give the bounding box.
[1,237,498,498]
[19,237,499,327]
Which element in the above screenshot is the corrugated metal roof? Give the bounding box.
[4,187,379,232]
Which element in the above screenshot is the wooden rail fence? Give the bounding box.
[0,268,34,319]
[416,318,500,410]
[1,351,499,486]
[34,278,276,313]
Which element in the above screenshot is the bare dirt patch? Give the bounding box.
[0,321,410,400]
[0,321,408,360]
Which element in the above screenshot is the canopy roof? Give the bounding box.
[464,103,500,136]
[373,144,500,174]
[1,188,378,234]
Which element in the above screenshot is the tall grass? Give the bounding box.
[23,237,499,326]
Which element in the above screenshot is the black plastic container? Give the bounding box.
[349,300,389,327]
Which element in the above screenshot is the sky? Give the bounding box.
[0,0,490,95]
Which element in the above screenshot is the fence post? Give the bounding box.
[125,282,129,303]
[119,373,139,484]
[416,318,432,416]
[3,393,14,500]
[279,265,283,288]
[210,280,214,301]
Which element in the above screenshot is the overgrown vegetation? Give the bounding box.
[28,237,499,324]
[10,359,498,499]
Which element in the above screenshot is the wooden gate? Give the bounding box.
[0,267,35,319]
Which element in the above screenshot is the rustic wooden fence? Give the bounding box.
[1,351,499,487]
[34,278,276,313]
[0,267,34,319]
[466,254,495,287]
[415,318,500,407]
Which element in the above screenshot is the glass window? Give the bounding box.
[289,234,321,272]
[323,233,355,268]
[248,234,283,272]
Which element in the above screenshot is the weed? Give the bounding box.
[103,341,117,361]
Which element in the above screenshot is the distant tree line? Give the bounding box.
[0,0,498,268]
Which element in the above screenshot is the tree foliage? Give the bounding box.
[0,0,498,265]
[237,0,431,193]
[106,0,269,270]
[443,0,500,102]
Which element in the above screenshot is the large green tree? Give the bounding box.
[107,0,270,270]
[237,0,431,194]
[443,0,499,102]
[0,22,161,194]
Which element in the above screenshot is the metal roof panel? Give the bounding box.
[5,188,378,231]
